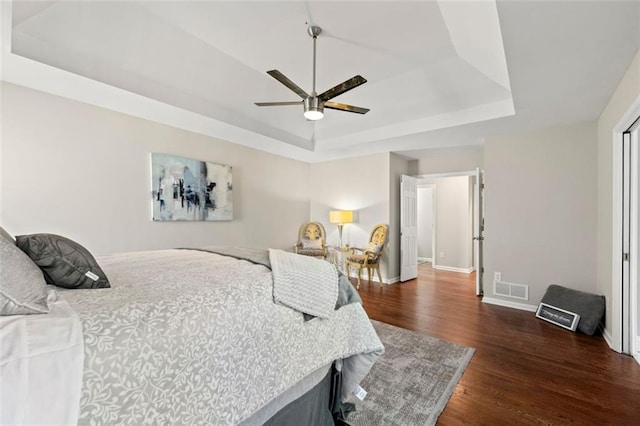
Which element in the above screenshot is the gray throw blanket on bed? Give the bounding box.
[191,246,361,311]
[269,248,338,319]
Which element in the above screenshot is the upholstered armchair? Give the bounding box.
[346,224,388,289]
[294,222,328,259]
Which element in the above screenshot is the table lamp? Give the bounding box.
[329,210,353,248]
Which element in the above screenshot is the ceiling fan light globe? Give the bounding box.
[303,97,324,120]
[304,110,324,120]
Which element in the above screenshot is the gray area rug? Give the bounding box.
[346,320,475,426]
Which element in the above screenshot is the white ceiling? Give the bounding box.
[2,1,639,162]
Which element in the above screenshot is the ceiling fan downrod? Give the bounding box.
[308,25,321,96]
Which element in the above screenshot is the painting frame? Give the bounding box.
[150,153,233,222]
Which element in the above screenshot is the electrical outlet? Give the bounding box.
[494,272,502,282]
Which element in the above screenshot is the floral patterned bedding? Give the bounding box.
[58,249,383,425]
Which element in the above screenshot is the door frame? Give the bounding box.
[414,170,482,286]
[611,95,640,360]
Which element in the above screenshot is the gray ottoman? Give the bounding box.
[540,285,605,335]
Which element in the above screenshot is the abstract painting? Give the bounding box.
[151,153,233,221]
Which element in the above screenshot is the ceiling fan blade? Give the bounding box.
[255,101,302,106]
[319,75,367,102]
[267,70,309,99]
[324,101,369,115]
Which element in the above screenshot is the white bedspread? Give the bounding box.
[56,249,383,425]
[0,295,84,425]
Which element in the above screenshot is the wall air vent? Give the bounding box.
[494,280,529,300]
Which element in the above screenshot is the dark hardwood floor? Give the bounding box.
[356,263,640,424]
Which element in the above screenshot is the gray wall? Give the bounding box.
[412,146,484,175]
[308,152,410,283]
[484,121,598,307]
[0,82,310,255]
[309,153,391,280]
[417,186,434,259]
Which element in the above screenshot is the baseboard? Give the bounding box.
[417,257,430,263]
[433,265,474,274]
[600,324,615,350]
[635,337,640,365]
[346,271,398,285]
[482,297,538,312]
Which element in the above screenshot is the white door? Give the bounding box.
[622,120,640,358]
[401,175,418,281]
[622,131,631,354]
[473,168,485,296]
[630,121,640,360]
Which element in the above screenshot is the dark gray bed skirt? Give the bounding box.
[262,367,335,426]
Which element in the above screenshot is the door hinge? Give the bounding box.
[624,252,630,262]
[481,267,485,274]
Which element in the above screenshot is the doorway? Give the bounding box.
[416,185,435,264]
[413,170,484,295]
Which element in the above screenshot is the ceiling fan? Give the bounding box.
[255,26,369,121]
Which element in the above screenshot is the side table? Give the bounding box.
[328,245,350,274]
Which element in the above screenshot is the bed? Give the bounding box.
[0,233,384,425]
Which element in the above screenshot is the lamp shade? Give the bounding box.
[329,210,353,224]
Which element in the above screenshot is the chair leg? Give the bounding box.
[376,266,383,285]
[356,267,362,290]
[367,267,372,283]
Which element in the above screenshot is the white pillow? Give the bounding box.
[302,239,322,250]
[0,236,49,315]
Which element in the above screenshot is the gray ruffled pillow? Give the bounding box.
[0,236,49,315]
[16,234,110,289]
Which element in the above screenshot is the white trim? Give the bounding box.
[416,170,478,179]
[610,95,640,354]
[630,125,639,358]
[346,271,399,285]
[601,323,615,351]
[611,129,624,352]
[434,265,474,274]
[386,276,401,284]
[482,297,538,312]
[635,337,640,365]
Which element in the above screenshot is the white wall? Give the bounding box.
[412,146,484,175]
[417,186,434,259]
[484,121,598,307]
[597,50,640,346]
[0,82,310,255]
[309,153,393,281]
